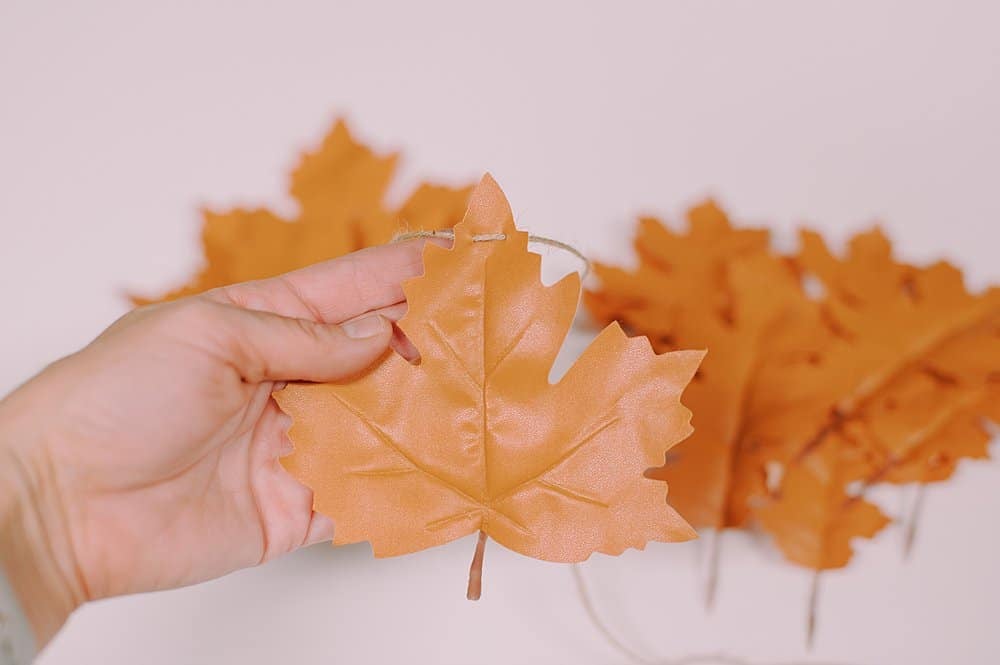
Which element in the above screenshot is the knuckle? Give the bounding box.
[217,282,275,313]
[292,316,331,346]
[154,297,227,337]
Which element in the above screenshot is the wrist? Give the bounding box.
[0,389,84,649]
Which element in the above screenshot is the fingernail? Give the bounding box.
[341,314,386,339]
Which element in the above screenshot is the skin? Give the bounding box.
[0,239,430,650]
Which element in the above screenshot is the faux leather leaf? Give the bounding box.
[133,120,472,304]
[585,201,770,340]
[747,231,1000,484]
[586,205,813,529]
[275,175,703,582]
[755,441,890,570]
[587,205,998,572]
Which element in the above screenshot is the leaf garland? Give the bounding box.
[586,203,999,579]
[129,115,997,639]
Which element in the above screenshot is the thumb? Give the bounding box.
[219,305,393,383]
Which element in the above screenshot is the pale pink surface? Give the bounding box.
[2,1,999,663]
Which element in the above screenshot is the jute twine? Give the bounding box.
[393,229,591,279]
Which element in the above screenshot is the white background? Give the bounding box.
[2,2,999,664]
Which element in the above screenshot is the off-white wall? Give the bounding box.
[2,2,998,663]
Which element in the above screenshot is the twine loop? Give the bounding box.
[393,229,591,279]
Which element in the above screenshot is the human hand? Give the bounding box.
[0,239,430,648]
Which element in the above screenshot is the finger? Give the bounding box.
[340,301,419,361]
[340,301,407,325]
[208,238,450,324]
[304,512,335,546]
[251,399,294,461]
[390,323,419,363]
[220,305,393,383]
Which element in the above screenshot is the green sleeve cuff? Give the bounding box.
[0,568,36,665]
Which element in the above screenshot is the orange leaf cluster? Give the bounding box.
[276,176,704,597]
[130,113,998,581]
[586,202,1000,570]
[133,120,472,304]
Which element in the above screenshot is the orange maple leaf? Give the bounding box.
[133,120,472,304]
[275,175,703,598]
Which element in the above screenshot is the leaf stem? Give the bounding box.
[704,528,721,611]
[902,483,926,559]
[806,570,821,649]
[466,530,487,600]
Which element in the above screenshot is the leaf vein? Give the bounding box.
[537,479,610,508]
[426,319,481,389]
[493,414,623,503]
[328,391,480,507]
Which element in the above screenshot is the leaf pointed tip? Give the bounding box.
[677,521,699,542]
[660,348,706,385]
[454,173,517,239]
[471,172,504,202]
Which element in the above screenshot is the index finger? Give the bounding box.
[208,238,447,323]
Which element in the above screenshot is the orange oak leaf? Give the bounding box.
[587,206,997,579]
[133,120,472,304]
[755,441,890,570]
[585,202,771,341]
[731,230,998,585]
[754,437,893,645]
[585,204,812,530]
[831,362,993,486]
[275,175,703,598]
[746,231,1000,485]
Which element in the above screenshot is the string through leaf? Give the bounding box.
[393,228,592,279]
